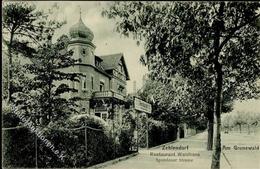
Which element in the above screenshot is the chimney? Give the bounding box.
[142,74,147,86]
[133,81,137,95]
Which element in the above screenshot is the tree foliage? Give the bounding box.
[138,75,235,129]
[222,110,260,132]
[13,35,82,125]
[103,2,260,99]
[3,2,65,47]
[103,2,260,169]
[2,2,66,101]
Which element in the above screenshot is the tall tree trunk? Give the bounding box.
[207,114,214,150]
[211,65,223,169]
[7,30,14,103]
[211,3,224,169]
[207,102,214,150]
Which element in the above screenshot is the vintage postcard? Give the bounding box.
[2,1,260,169]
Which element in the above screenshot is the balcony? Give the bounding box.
[93,91,126,101]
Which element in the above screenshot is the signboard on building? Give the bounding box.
[134,97,152,114]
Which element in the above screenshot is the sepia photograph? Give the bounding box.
[2,1,260,169]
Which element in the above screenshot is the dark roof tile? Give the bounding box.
[98,53,130,80]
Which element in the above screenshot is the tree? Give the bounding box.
[103,2,260,169]
[138,76,208,131]
[2,2,65,102]
[230,110,260,134]
[14,35,82,125]
[221,113,235,133]
[138,78,181,124]
[138,72,233,150]
[234,111,246,133]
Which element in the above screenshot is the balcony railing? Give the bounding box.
[93,91,125,101]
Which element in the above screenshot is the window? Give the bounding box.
[95,112,108,121]
[72,81,75,89]
[71,81,77,90]
[119,63,123,72]
[81,48,86,56]
[95,60,100,67]
[118,85,124,93]
[82,75,87,91]
[91,76,94,90]
[95,113,101,117]
[114,70,118,77]
[100,81,105,91]
[101,113,108,121]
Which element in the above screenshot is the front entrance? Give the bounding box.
[180,127,185,138]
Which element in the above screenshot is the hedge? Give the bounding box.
[3,112,134,168]
[138,118,178,148]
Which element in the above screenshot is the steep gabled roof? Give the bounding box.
[98,53,130,80]
[99,53,121,70]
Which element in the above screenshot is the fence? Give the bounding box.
[2,121,134,168]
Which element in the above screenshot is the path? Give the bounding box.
[101,131,260,169]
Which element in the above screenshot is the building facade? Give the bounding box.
[63,15,130,124]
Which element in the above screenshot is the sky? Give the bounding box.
[32,1,148,94]
[233,99,260,113]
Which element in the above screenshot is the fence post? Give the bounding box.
[35,122,38,169]
[84,119,88,160]
[136,110,139,152]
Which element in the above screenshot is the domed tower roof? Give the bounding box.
[69,16,94,42]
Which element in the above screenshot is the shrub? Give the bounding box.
[3,112,134,168]
[118,129,134,156]
[2,102,35,168]
[3,128,35,168]
[148,119,178,147]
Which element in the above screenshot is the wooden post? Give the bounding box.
[177,126,180,140]
[146,113,149,149]
[112,102,116,158]
[136,110,139,152]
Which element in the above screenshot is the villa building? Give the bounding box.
[63,15,130,124]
